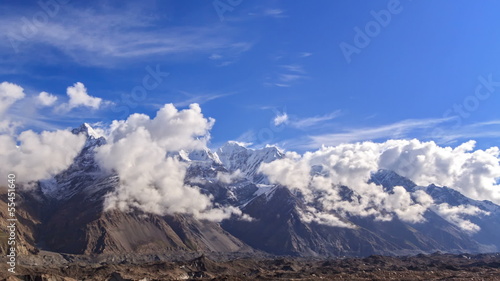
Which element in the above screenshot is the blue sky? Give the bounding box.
[2,0,500,151]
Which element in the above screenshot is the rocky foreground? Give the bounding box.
[1,252,500,280]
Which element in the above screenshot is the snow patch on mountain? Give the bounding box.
[71,123,102,139]
[41,123,107,200]
[216,141,284,184]
[253,184,277,201]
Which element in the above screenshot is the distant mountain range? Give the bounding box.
[1,123,499,258]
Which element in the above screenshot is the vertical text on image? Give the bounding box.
[6,173,17,274]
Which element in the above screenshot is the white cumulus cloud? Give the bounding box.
[259,139,500,231]
[60,82,105,111]
[37,91,58,106]
[0,81,25,116]
[95,103,243,221]
[0,130,86,187]
[378,139,500,203]
[0,82,26,135]
[259,143,431,225]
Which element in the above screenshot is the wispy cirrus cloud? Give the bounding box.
[279,73,305,83]
[289,117,500,150]
[173,91,235,108]
[290,111,342,129]
[206,41,252,67]
[273,111,342,129]
[248,8,287,18]
[433,120,500,144]
[0,4,253,67]
[265,52,311,87]
[265,67,308,87]
[299,52,312,58]
[289,117,453,149]
[280,64,305,74]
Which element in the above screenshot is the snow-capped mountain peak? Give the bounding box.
[169,148,223,166]
[370,169,417,191]
[71,123,102,139]
[188,147,222,164]
[29,131,500,257]
[216,141,284,184]
[41,123,108,200]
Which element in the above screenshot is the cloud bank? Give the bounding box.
[0,130,86,187]
[432,203,490,233]
[95,103,243,221]
[258,143,434,227]
[378,139,500,203]
[259,139,499,231]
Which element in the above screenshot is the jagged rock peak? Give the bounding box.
[218,141,283,153]
[168,148,222,165]
[217,141,284,165]
[370,169,417,191]
[216,141,284,184]
[187,147,222,164]
[72,123,103,139]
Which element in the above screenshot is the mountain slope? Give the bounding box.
[423,184,500,251]
[42,192,252,255]
[222,186,398,257]
[222,183,487,257]
[2,123,499,259]
[29,124,254,256]
[0,187,43,256]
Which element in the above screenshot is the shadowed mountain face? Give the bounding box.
[222,185,485,257]
[43,196,252,255]
[222,186,399,257]
[1,124,499,258]
[0,188,42,256]
[31,127,254,256]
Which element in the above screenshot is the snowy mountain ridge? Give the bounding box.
[30,123,500,257]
